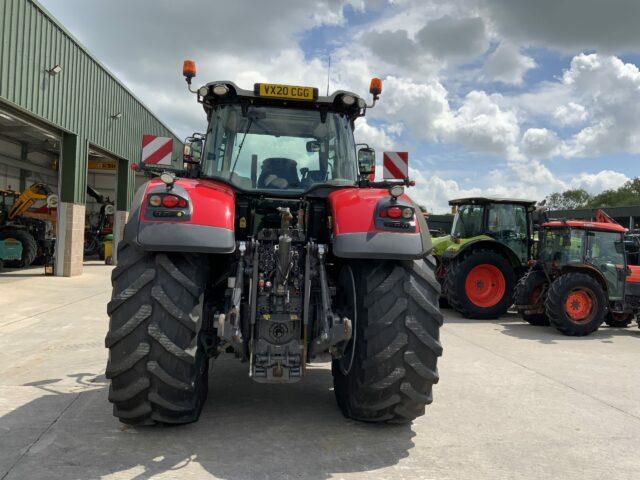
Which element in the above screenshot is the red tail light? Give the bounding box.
[162,195,180,208]
[379,206,414,219]
[147,193,188,209]
[387,207,402,218]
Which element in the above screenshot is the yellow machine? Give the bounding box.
[0,183,57,268]
[5,183,52,220]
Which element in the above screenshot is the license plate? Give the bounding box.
[254,83,318,101]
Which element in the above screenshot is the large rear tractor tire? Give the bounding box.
[105,240,210,425]
[514,270,549,326]
[332,257,443,423]
[444,249,516,319]
[545,273,606,336]
[0,229,37,268]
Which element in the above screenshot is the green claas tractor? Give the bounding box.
[515,214,640,336]
[432,197,537,319]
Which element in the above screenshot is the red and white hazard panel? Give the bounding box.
[142,135,173,165]
[383,151,408,179]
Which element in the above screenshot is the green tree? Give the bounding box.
[544,189,592,209]
[588,178,640,207]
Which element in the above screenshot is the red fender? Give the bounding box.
[132,178,235,253]
[139,178,235,228]
[328,188,431,259]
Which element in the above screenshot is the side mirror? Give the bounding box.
[306,140,320,153]
[357,147,376,176]
[183,137,203,164]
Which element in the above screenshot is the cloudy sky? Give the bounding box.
[41,0,639,212]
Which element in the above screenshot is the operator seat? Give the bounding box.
[258,157,300,189]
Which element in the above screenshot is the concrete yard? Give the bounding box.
[1,264,639,480]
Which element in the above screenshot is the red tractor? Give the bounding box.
[104,63,443,425]
[515,211,640,336]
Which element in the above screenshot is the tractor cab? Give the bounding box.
[182,80,376,196]
[448,197,536,263]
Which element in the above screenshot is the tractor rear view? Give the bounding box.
[432,197,535,319]
[104,63,443,426]
[515,213,640,336]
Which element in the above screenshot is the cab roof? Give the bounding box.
[198,81,366,121]
[448,197,537,207]
[542,220,627,233]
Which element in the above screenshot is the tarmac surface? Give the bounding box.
[1,262,640,480]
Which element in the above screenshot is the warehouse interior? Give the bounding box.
[0,106,60,273]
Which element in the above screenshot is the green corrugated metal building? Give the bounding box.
[0,0,183,275]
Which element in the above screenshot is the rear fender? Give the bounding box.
[560,264,608,292]
[328,188,431,260]
[124,178,235,254]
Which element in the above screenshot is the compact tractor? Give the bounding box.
[104,62,443,425]
[515,212,640,336]
[432,197,536,319]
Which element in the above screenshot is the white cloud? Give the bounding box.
[481,43,536,85]
[521,128,560,158]
[407,167,481,213]
[560,54,640,156]
[354,119,396,152]
[499,52,640,163]
[433,91,521,158]
[569,170,630,193]
[552,102,588,126]
[372,76,450,141]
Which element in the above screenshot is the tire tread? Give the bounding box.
[105,240,209,425]
[333,256,442,423]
